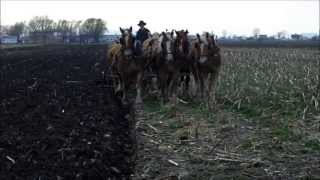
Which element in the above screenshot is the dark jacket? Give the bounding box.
[136,28,150,43]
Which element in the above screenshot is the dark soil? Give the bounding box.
[0,45,136,179]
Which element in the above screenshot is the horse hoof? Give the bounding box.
[121,99,129,105]
[135,99,143,105]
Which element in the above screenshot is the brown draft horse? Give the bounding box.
[190,32,221,109]
[107,27,144,104]
[142,31,179,104]
[174,29,198,97]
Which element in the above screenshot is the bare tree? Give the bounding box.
[291,33,302,40]
[8,22,26,43]
[277,30,287,39]
[80,18,107,43]
[28,16,56,43]
[0,25,10,35]
[56,20,81,43]
[222,29,227,39]
[253,28,260,39]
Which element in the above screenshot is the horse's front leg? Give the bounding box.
[192,64,201,98]
[199,71,205,101]
[121,76,129,104]
[184,72,190,97]
[168,71,179,105]
[205,73,213,110]
[159,72,167,104]
[135,71,143,104]
[208,69,220,110]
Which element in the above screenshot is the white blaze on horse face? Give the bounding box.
[124,30,130,48]
[166,41,172,54]
[200,43,206,56]
[199,41,208,63]
[166,40,174,61]
[158,35,164,53]
[179,41,183,53]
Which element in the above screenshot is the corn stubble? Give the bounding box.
[218,47,319,119]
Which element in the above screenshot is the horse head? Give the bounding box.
[160,30,175,62]
[119,26,135,59]
[175,29,189,55]
[194,32,219,63]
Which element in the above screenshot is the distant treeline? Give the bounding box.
[1,16,107,43]
[1,16,319,46]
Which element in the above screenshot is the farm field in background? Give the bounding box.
[1,45,319,179]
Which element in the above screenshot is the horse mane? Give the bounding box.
[142,36,162,57]
[152,32,160,38]
[107,43,122,60]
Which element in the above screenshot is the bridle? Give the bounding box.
[119,30,135,59]
[160,34,174,62]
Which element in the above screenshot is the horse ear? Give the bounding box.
[196,34,201,43]
[129,26,132,32]
[119,37,124,45]
[175,30,179,36]
[185,29,189,34]
[205,32,209,38]
[119,27,124,33]
[196,33,200,40]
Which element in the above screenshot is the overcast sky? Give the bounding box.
[1,0,319,36]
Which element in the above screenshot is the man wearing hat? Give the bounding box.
[135,20,151,56]
[136,20,150,43]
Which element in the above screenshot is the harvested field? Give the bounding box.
[1,45,319,180]
[133,47,320,179]
[0,45,136,179]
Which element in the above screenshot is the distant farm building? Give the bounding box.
[100,35,120,44]
[258,34,268,40]
[0,35,18,44]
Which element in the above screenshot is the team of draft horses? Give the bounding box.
[107,27,221,110]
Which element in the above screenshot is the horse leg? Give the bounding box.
[121,76,128,104]
[199,71,205,102]
[159,78,167,105]
[151,76,158,92]
[209,68,220,110]
[115,75,122,93]
[184,72,190,97]
[205,73,213,110]
[168,71,179,105]
[160,71,169,104]
[135,71,143,104]
[192,65,201,99]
